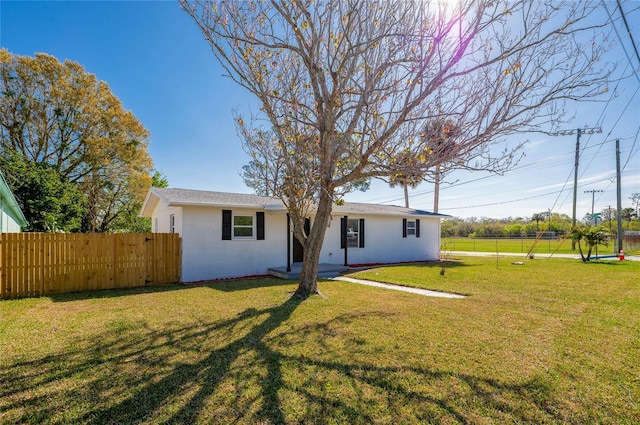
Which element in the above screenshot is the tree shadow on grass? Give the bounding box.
[2,297,568,424]
[47,282,190,302]
[584,260,634,267]
[203,277,295,292]
[47,277,292,302]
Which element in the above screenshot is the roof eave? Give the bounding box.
[139,189,160,217]
[0,172,28,227]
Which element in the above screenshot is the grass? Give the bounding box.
[441,236,640,256]
[1,257,639,424]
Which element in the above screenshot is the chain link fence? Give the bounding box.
[442,234,639,254]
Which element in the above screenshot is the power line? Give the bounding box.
[397,165,636,214]
[361,6,640,215]
[367,136,636,208]
[622,124,640,171]
[549,3,638,221]
[584,189,604,219]
[550,167,575,213]
[602,0,640,84]
[440,190,563,210]
[617,0,640,68]
[550,126,602,248]
[439,177,618,211]
[578,78,639,178]
[380,138,624,201]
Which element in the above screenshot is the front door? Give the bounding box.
[292,218,310,263]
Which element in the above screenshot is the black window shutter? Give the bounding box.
[340,217,347,249]
[222,209,232,240]
[416,219,421,238]
[402,218,407,238]
[256,212,265,240]
[359,218,365,248]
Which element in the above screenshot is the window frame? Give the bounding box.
[346,218,360,248]
[403,218,420,238]
[406,220,416,236]
[232,213,255,239]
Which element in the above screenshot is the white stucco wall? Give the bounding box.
[152,203,182,234]
[318,213,441,265]
[152,202,442,282]
[180,206,289,282]
[0,210,22,232]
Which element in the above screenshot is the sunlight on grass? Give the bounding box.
[1,258,638,424]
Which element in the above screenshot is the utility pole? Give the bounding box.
[552,126,603,249]
[584,189,603,224]
[616,139,623,255]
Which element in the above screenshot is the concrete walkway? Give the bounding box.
[333,276,465,299]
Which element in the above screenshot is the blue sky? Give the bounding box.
[1,1,638,220]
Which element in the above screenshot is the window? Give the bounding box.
[169,214,175,233]
[403,218,420,237]
[223,210,265,240]
[233,214,254,238]
[406,220,416,236]
[347,218,359,248]
[341,217,364,248]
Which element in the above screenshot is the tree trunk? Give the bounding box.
[577,241,586,262]
[586,245,593,262]
[293,190,334,299]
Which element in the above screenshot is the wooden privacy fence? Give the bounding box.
[0,233,181,299]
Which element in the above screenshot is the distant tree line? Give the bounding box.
[441,213,572,238]
[442,201,640,238]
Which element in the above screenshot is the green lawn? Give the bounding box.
[1,257,639,424]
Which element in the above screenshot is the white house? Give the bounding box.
[0,172,27,232]
[140,188,447,282]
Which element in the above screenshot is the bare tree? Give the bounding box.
[183,0,612,298]
[240,129,285,197]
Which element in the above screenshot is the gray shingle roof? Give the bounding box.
[147,187,448,218]
[150,188,282,208]
[334,202,446,217]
